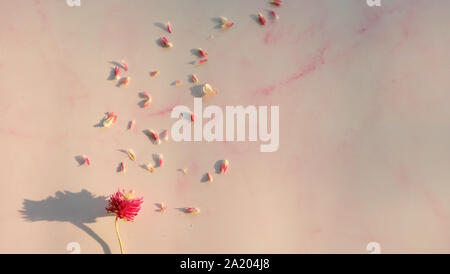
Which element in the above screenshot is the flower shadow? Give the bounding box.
[19,189,111,254]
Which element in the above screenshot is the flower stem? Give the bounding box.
[114,217,124,254]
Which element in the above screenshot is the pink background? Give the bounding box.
[1,0,450,253]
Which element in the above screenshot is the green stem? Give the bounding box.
[114,217,124,254]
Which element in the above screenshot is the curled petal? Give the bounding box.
[166,21,172,33]
[145,129,161,144]
[207,172,213,183]
[258,13,266,25]
[203,83,218,96]
[120,76,131,87]
[157,153,163,167]
[160,37,173,48]
[271,0,282,6]
[174,80,182,86]
[184,207,200,214]
[161,129,168,141]
[128,120,135,130]
[119,162,126,173]
[127,149,136,161]
[191,74,199,84]
[220,16,230,24]
[150,70,159,77]
[121,60,128,71]
[160,203,167,213]
[83,155,90,166]
[197,59,208,65]
[190,112,195,122]
[114,66,121,80]
[221,22,234,29]
[198,48,208,58]
[103,112,118,128]
[270,9,279,20]
[145,163,155,173]
[219,159,229,174]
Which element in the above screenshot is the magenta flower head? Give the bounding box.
[106,189,143,254]
[106,189,143,221]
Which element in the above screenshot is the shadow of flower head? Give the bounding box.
[19,189,111,254]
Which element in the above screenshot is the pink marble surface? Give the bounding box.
[1,0,450,253]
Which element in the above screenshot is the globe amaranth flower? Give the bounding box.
[106,189,143,222]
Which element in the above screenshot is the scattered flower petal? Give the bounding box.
[114,66,121,80]
[258,13,266,25]
[191,74,199,84]
[206,172,213,183]
[270,9,279,20]
[203,83,218,97]
[103,112,118,128]
[180,168,188,174]
[159,203,167,213]
[127,149,136,161]
[157,153,163,167]
[120,76,131,87]
[145,129,161,144]
[166,21,172,33]
[160,37,173,48]
[184,207,200,214]
[174,80,182,86]
[161,129,168,141]
[150,70,159,77]
[82,155,90,166]
[219,17,234,29]
[128,120,135,130]
[119,161,126,173]
[121,60,128,71]
[219,159,229,174]
[197,48,208,58]
[145,163,155,173]
[271,0,282,6]
[190,112,195,122]
[197,58,208,65]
